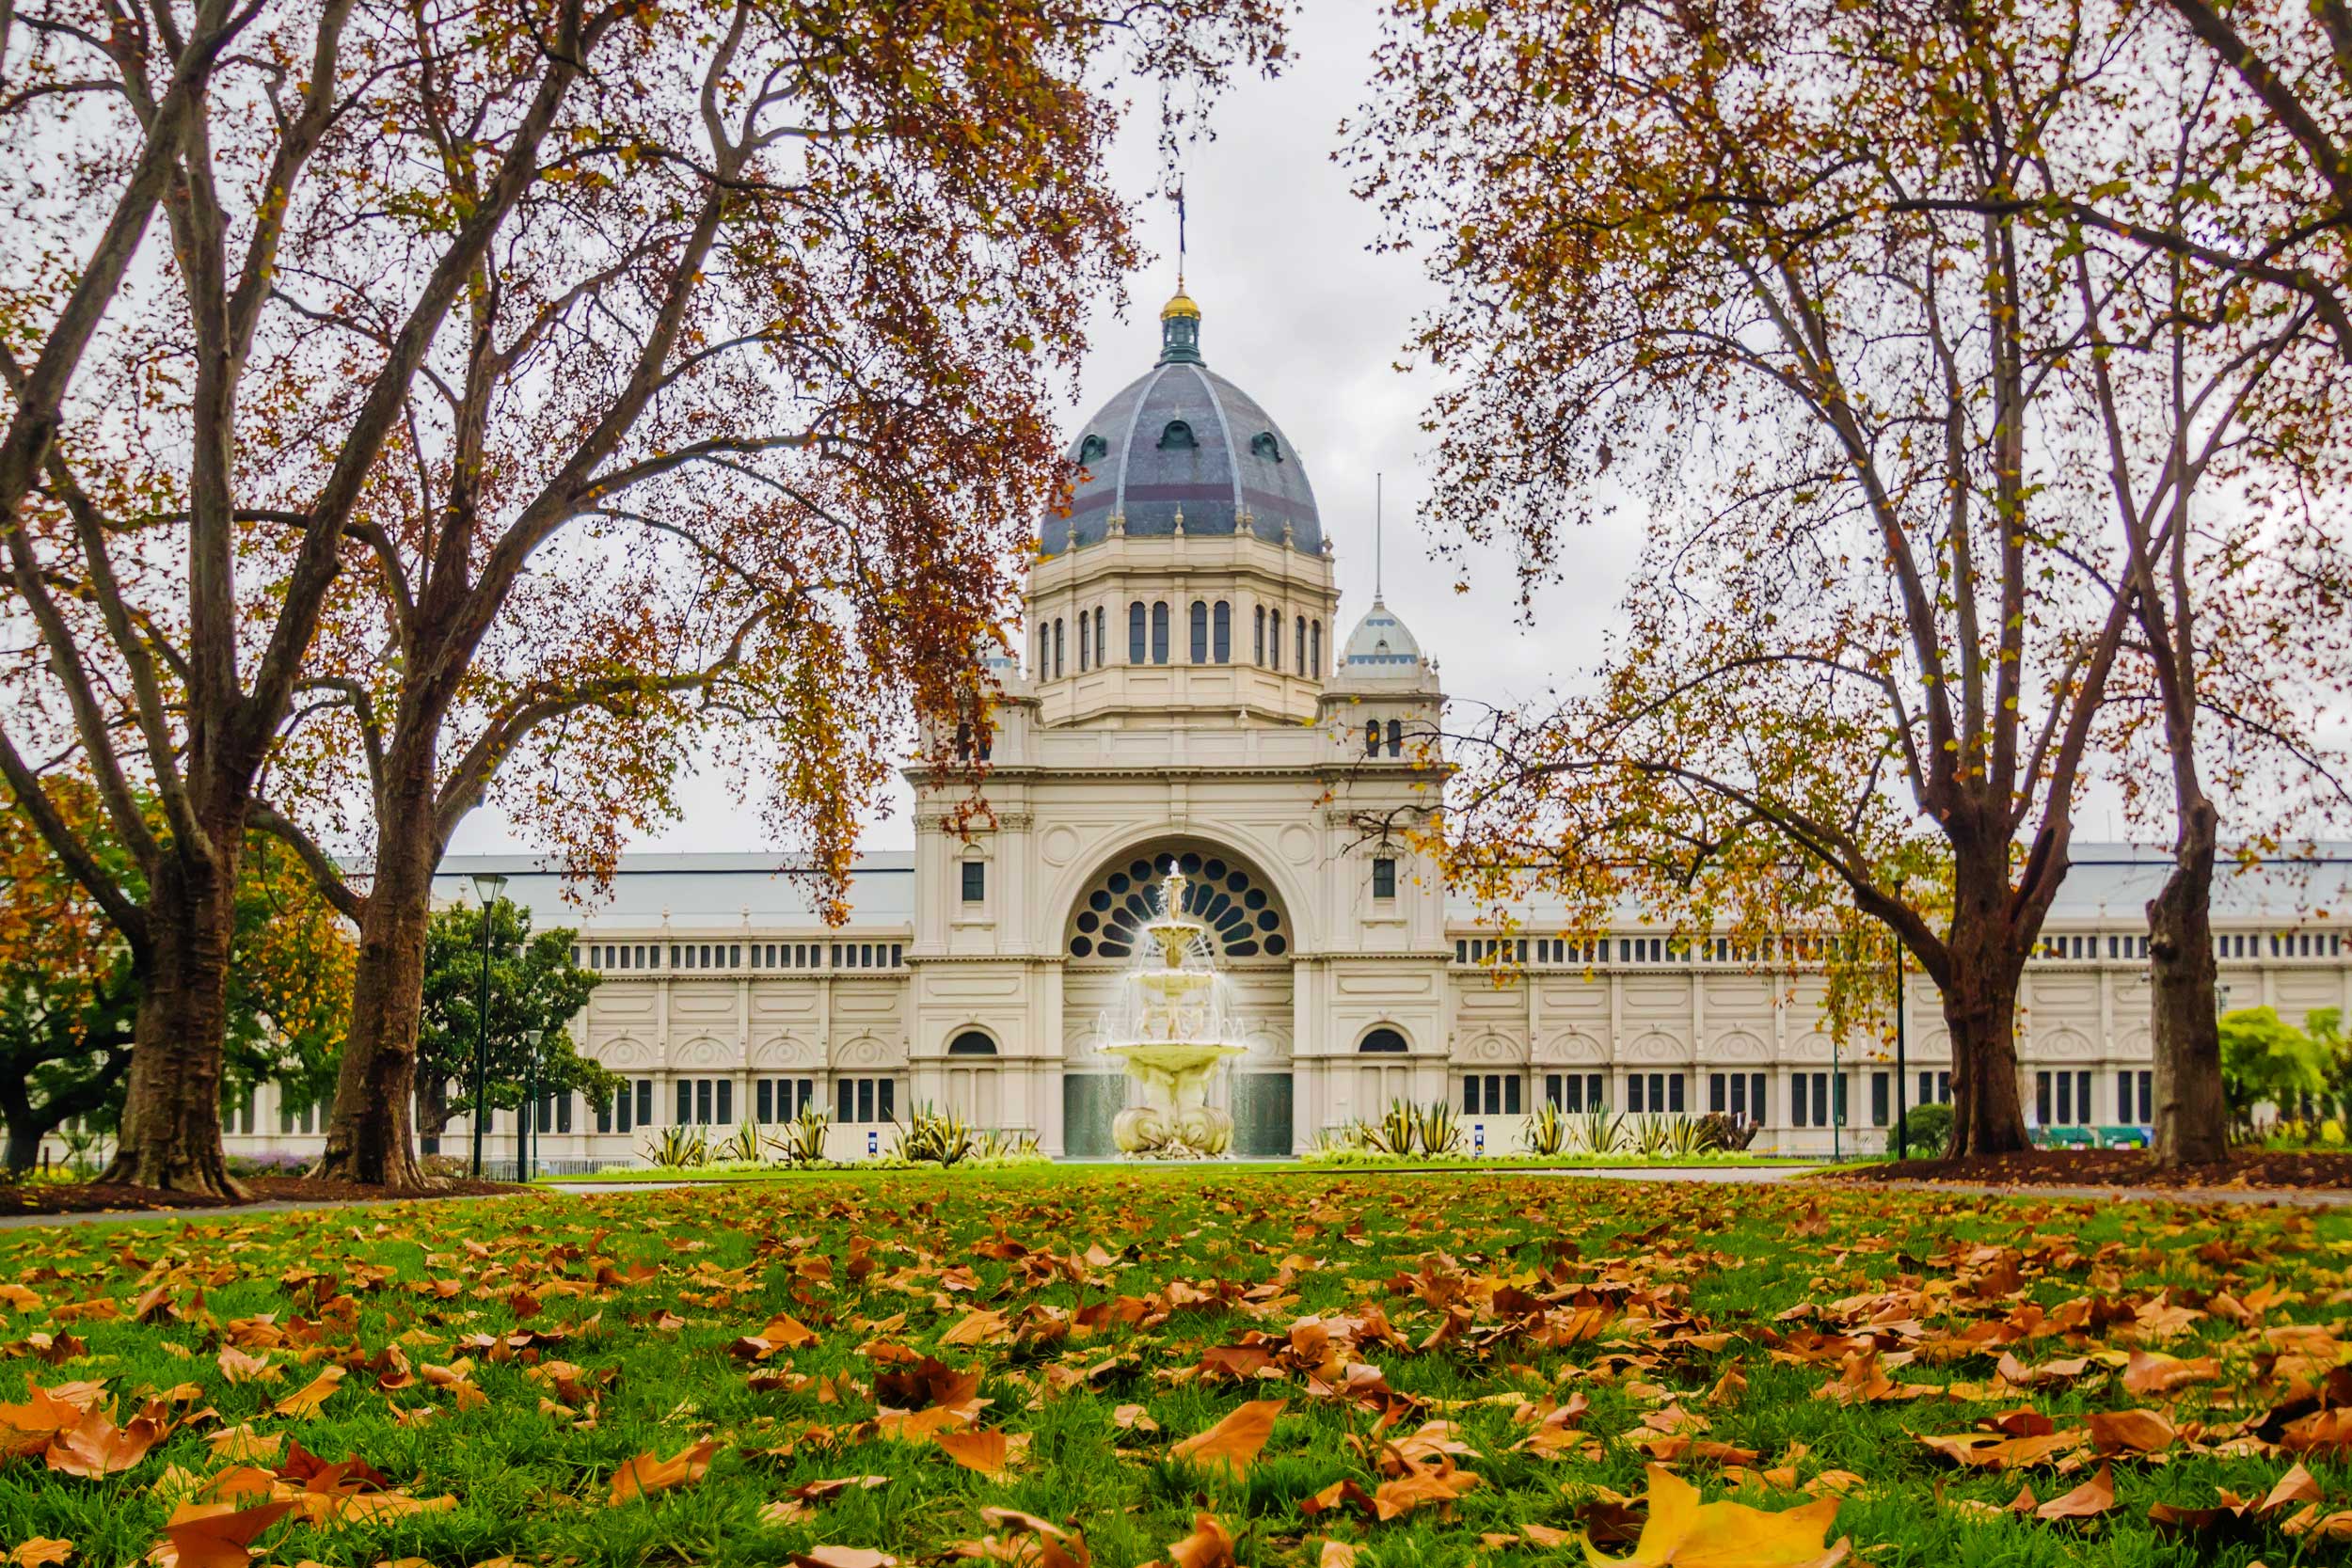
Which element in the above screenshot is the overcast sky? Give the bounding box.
[451,6,1639,861]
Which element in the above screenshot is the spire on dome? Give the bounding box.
[1158,286,1202,364]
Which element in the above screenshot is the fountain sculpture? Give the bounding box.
[1097,868,1251,1158]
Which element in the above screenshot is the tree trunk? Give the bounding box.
[1937,836,2035,1156]
[102,848,246,1196]
[314,766,437,1188]
[2148,798,2230,1164]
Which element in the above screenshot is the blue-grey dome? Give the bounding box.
[1039,298,1321,555]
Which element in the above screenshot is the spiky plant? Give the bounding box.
[643,1126,709,1169]
[1416,1100,1464,1157]
[1573,1105,1624,1155]
[1521,1100,1570,1158]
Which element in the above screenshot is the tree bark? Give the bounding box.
[102,847,246,1196]
[313,760,438,1188]
[1936,835,2036,1156]
[2148,798,2230,1164]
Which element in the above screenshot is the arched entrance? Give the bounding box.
[1061,840,1295,1159]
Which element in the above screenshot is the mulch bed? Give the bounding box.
[0,1173,532,1216]
[1822,1147,2352,1191]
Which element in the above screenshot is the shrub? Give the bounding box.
[891,1103,976,1167]
[765,1101,832,1167]
[712,1119,764,1164]
[1520,1101,1570,1158]
[1371,1100,1419,1157]
[1691,1112,1758,1152]
[1896,1101,1952,1156]
[1573,1105,1624,1155]
[644,1126,709,1169]
[1415,1101,1463,1157]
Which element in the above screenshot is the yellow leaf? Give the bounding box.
[271,1368,344,1419]
[1584,1465,1849,1568]
[934,1427,1010,1476]
[1172,1399,1284,1477]
[7,1541,71,1568]
[609,1439,720,1504]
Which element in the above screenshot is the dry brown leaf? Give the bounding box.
[1373,1455,1482,1520]
[1915,1430,2086,1471]
[936,1428,1012,1477]
[154,1501,296,1568]
[45,1408,164,1478]
[788,1550,898,1568]
[1585,1465,1848,1567]
[940,1309,1011,1347]
[2035,1464,2116,1523]
[1113,1403,1160,1434]
[1314,1543,1358,1568]
[215,1349,276,1386]
[608,1439,721,1505]
[1164,1513,1238,1568]
[270,1369,344,1420]
[1171,1399,1284,1477]
[2121,1351,2219,1398]
[6,1542,71,1568]
[2084,1409,2175,1454]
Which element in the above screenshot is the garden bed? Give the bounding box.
[0,1172,532,1215]
[1821,1147,2352,1190]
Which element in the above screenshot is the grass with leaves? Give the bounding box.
[0,1167,2348,1567]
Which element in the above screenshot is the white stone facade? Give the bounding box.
[220,299,2352,1170]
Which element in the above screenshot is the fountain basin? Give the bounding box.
[1099,1040,1248,1077]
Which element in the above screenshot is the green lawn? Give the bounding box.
[0,1168,2346,1566]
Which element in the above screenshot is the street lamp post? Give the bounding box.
[1893,945,1909,1162]
[469,871,508,1179]
[523,1028,548,1182]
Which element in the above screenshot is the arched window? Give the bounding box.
[1078,611,1089,672]
[947,1030,997,1056]
[1066,847,1290,959]
[1364,720,1380,756]
[1360,1028,1408,1053]
[1152,601,1170,664]
[1387,719,1402,757]
[1295,615,1306,673]
[1253,606,1266,665]
[1213,601,1231,663]
[1189,600,1208,662]
[1054,618,1064,678]
[1129,602,1146,663]
[1035,626,1046,678]
[1158,420,1198,450]
[1094,607,1105,668]
[1311,620,1322,677]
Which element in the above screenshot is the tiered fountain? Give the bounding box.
[1096,868,1251,1158]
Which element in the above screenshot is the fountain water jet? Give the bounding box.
[1096,868,1251,1158]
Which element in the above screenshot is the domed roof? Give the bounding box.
[1341,597,1423,675]
[1038,293,1321,555]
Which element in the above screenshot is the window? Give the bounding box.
[636,1079,654,1127]
[2035,1069,2094,1127]
[1359,1028,1408,1053]
[2119,1069,2153,1123]
[1213,601,1231,662]
[1708,1071,1768,1122]
[948,1030,996,1056]
[1254,607,1266,664]
[1295,615,1305,673]
[1463,1074,1523,1115]
[1130,601,1146,663]
[1054,618,1065,678]
[834,1076,898,1124]
[1190,600,1208,662]
[696,1079,713,1125]
[1373,858,1397,899]
[961,861,985,902]
[1791,1072,1849,1128]
[1311,620,1322,676]
[676,1079,691,1126]
[1158,419,1197,450]
[1365,720,1380,756]
[1094,607,1104,669]
[1916,1070,1951,1106]
[1152,601,1170,663]
[1545,1072,1608,1112]
[1626,1072,1685,1116]
[1270,611,1283,671]
[1078,611,1089,672]
[1870,1071,1890,1127]
[1250,431,1281,461]
[1387,719,1402,757]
